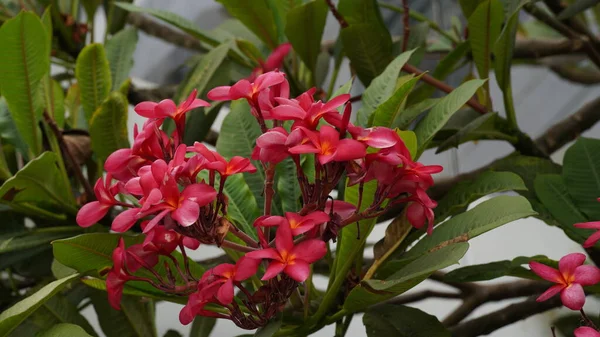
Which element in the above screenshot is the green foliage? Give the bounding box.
[88,91,129,164]
[105,27,138,90]
[0,227,83,254]
[443,255,553,282]
[363,305,450,337]
[356,50,415,126]
[370,75,420,127]
[558,0,600,19]
[468,0,503,84]
[222,173,260,239]
[190,316,217,337]
[0,11,50,155]
[75,43,111,121]
[38,324,93,337]
[216,0,279,49]
[284,0,328,73]
[91,292,157,337]
[0,273,81,337]
[43,77,66,128]
[338,0,393,85]
[563,137,600,220]
[276,158,301,213]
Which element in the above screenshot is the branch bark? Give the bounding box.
[126,12,205,52]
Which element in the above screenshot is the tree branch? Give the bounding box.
[449,296,563,337]
[126,12,205,52]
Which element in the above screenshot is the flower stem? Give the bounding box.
[221,240,257,253]
[581,308,598,329]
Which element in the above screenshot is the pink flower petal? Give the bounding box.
[529,261,564,283]
[183,237,200,250]
[171,199,200,227]
[155,99,177,118]
[292,239,327,264]
[262,261,286,280]
[76,201,110,228]
[234,256,261,281]
[106,270,126,310]
[230,80,253,100]
[536,284,564,302]
[285,260,311,282]
[105,149,132,172]
[288,144,320,155]
[185,98,210,111]
[574,265,600,286]
[179,89,198,111]
[575,327,600,337]
[182,183,217,206]
[583,230,600,248]
[216,279,234,304]
[112,208,139,232]
[561,283,586,310]
[322,94,350,112]
[207,86,232,101]
[574,221,600,229]
[134,101,158,118]
[275,222,294,254]
[246,248,281,261]
[143,209,169,233]
[271,105,307,121]
[254,72,285,92]
[333,139,367,162]
[264,43,291,70]
[559,253,587,277]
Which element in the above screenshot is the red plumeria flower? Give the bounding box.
[257,211,330,236]
[207,71,286,103]
[246,223,326,282]
[529,253,600,310]
[248,43,291,81]
[288,126,366,165]
[402,161,444,189]
[142,222,200,255]
[189,142,256,177]
[252,127,290,164]
[270,93,350,129]
[77,174,124,228]
[206,257,261,305]
[325,200,357,221]
[574,221,600,248]
[575,327,600,337]
[348,126,399,149]
[179,281,223,325]
[134,89,210,136]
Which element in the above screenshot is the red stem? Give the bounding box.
[402,0,410,52]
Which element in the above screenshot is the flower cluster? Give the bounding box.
[76,70,442,329]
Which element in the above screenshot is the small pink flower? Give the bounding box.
[76,174,123,228]
[287,126,366,165]
[270,93,350,129]
[206,257,261,305]
[348,126,399,149]
[179,281,223,325]
[529,253,600,310]
[141,222,200,255]
[574,221,600,248]
[189,142,256,177]
[246,223,326,282]
[256,211,330,236]
[207,72,286,102]
[252,127,290,164]
[248,43,291,81]
[575,327,600,337]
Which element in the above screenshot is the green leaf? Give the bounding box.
[115,3,219,46]
[372,209,412,260]
[534,174,593,245]
[355,50,416,126]
[175,42,231,103]
[459,0,486,18]
[0,97,28,155]
[490,155,561,198]
[222,173,260,239]
[190,316,217,337]
[558,0,600,19]
[392,98,439,130]
[370,75,420,127]
[164,330,183,337]
[343,243,468,311]
[43,77,66,128]
[91,292,157,337]
[443,255,552,282]
[0,152,74,212]
[284,0,328,72]
[468,0,503,82]
[494,2,523,92]
[89,91,129,164]
[397,130,417,160]
[407,195,535,257]
[105,0,134,34]
[105,27,138,90]
[435,113,514,154]
[254,316,281,337]
[216,0,279,49]
[266,0,302,43]
[39,324,93,337]
[276,157,301,213]
[435,171,527,222]
[413,79,486,157]
[563,137,600,220]
[363,305,450,337]
[0,273,80,337]
[217,100,269,212]
[329,78,354,100]
[41,7,53,54]
[0,227,82,253]
[339,0,393,85]
[75,43,111,121]
[0,11,50,155]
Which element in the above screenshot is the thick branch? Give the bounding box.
[449,296,562,337]
[514,38,585,58]
[126,12,205,52]
[128,84,177,105]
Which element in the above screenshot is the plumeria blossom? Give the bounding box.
[348,125,400,149]
[288,125,366,165]
[574,221,600,248]
[256,211,330,236]
[246,223,327,282]
[207,71,286,103]
[529,253,600,310]
[575,327,600,337]
[270,92,350,129]
[204,257,261,305]
[142,222,200,255]
[76,174,123,227]
[252,127,290,164]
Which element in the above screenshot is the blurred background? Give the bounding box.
[79,0,600,335]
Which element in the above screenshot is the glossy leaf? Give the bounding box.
[0,11,50,155]
[43,77,66,128]
[284,0,328,72]
[355,50,416,126]
[435,171,527,222]
[0,273,81,337]
[276,157,301,213]
[339,0,393,85]
[39,324,92,337]
[91,292,157,337]
[115,3,219,46]
[89,92,129,164]
[392,98,439,130]
[443,255,553,282]
[558,0,600,19]
[222,173,260,239]
[363,305,450,337]
[190,316,217,337]
[413,79,486,156]
[494,2,523,92]
[216,0,279,49]
[0,97,28,155]
[534,174,594,245]
[563,137,600,220]
[343,243,468,311]
[407,195,535,257]
[459,0,486,18]
[105,27,138,90]
[435,113,514,153]
[0,152,74,212]
[490,155,561,198]
[468,0,503,82]
[370,75,419,127]
[75,44,111,121]
[0,227,82,254]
